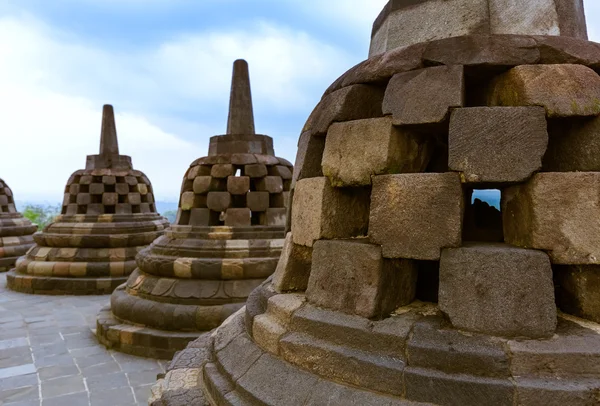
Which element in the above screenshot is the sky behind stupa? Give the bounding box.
[1,0,599,203]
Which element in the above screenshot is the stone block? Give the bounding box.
[369,173,463,260]
[89,183,104,195]
[245,164,268,178]
[555,265,600,323]
[180,192,206,211]
[292,177,370,247]
[272,233,313,293]
[76,193,91,205]
[322,117,431,187]
[370,0,587,56]
[292,131,325,185]
[227,176,250,195]
[439,243,557,338]
[207,192,232,212]
[116,203,132,214]
[487,64,600,117]
[189,208,211,226]
[533,35,600,65]
[224,208,251,227]
[383,65,464,126]
[125,176,138,185]
[503,173,600,264]
[127,193,141,205]
[449,107,548,183]
[306,239,417,319]
[256,177,283,194]
[102,175,116,185]
[87,204,104,215]
[268,165,293,180]
[247,192,270,212]
[306,85,384,136]
[193,176,219,194]
[270,192,290,208]
[210,164,234,178]
[544,116,600,172]
[263,208,286,227]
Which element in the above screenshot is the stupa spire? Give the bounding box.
[226,59,255,135]
[99,104,119,157]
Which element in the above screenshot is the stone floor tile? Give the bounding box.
[42,391,89,406]
[38,364,80,380]
[41,374,85,398]
[0,364,36,379]
[85,372,129,391]
[0,385,39,404]
[89,386,135,406]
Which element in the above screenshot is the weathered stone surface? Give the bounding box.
[263,208,286,227]
[555,265,600,323]
[449,107,548,183]
[272,233,313,293]
[306,85,384,136]
[226,176,250,195]
[503,172,600,264]
[439,243,556,338]
[534,35,600,65]
[292,131,325,185]
[322,117,431,187]
[487,64,600,117]
[246,191,270,212]
[245,163,268,178]
[544,116,600,172]
[370,173,463,260]
[224,208,251,227]
[256,176,283,194]
[206,192,231,212]
[292,177,370,247]
[306,239,417,319]
[210,164,234,178]
[383,65,464,126]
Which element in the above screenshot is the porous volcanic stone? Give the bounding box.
[544,116,600,171]
[383,65,465,126]
[272,233,313,293]
[449,106,548,183]
[292,131,325,185]
[555,265,600,323]
[503,172,600,264]
[487,64,600,117]
[439,243,557,338]
[306,239,417,319]
[292,177,370,247]
[369,173,463,260]
[322,117,431,187]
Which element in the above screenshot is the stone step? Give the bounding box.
[6,270,126,294]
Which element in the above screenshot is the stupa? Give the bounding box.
[0,179,36,272]
[97,60,292,359]
[7,105,169,295]
[150,1,600,405]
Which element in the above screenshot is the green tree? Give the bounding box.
[22,204,61,231]
[162,210,177,224]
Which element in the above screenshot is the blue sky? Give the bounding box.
[0,0,599,203]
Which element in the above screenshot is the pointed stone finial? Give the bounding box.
[226,59,256,135]
[86,105,132,170]
[100,105,119,157]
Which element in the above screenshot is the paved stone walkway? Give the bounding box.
[0,273,166,406]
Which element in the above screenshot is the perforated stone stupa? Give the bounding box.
[7,105,169,295]
[97,60,292,359]
[150,1,600,405]
[0,179,36,272]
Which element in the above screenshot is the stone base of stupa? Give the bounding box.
[149,280,600,406]
[7,212,168,295]
[96,225,284,359]
[0,216,36,272]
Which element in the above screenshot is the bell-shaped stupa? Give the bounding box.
[0,179,36,272]
[151,1,600,405]
[7,105,169,295]
[97,60,292,359]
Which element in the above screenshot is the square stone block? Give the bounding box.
[270,192,290,208]
[189,208,211,226]
[87,204,104,215]
[306,239,417,319]
[292,177,370,247]
[245,164,268,178]
[292,131,325,186]
[322,117,431,187]
[225,208,251,227]
[269,165,293,180]
[211,164,235,179]
[227,176,250,195]
[116,183,130,195]
[544,116,600,172]
[247,192,270,212]
[116,203,132,214]
[449,107,548,183]
[126,193,141,205]
[555,265,600,323]
[503,172,600,264]
[370,0,587,56]
[383,65,464,126]
[487,64,600,117]
[256,176,283,194]
[439,243,556,338]
[207,192,232,212]
[76,193,91,205]
[125,176,138,185]
[370,173,463,260]
[102,176,116,185]
[193,176,219,194]
[89,183,104,195]
[273,233,313,293]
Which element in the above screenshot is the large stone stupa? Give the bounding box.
[7,105,169,295]
[0,179,36,272]
[151,1,600,405]
[97,60,292,359]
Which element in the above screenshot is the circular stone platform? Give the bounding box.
[7,105,169,295]
[96,60,292,359]
[0,178,36,272]
[150,29,600,406]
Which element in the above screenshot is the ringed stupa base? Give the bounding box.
[150,282,600,406]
